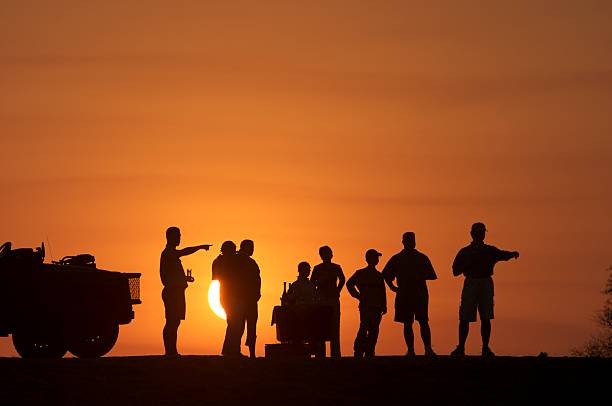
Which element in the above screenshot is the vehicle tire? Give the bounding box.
[68,323,119,358]
[12,328,67,359]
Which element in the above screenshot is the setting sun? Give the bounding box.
[208,281,226,320]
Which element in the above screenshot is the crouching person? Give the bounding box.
[346,249,387,357]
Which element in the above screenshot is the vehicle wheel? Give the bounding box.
[12,328,67,359]
[68,324,119,358]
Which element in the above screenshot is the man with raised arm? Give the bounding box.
[450,222,519,357]
[383,232,437,356]
[160,226,210,356]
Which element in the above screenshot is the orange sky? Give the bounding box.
[1,1,611,356]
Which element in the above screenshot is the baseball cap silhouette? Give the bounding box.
[365,249,382,261]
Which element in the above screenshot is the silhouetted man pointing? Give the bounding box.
[160,227,210,356]
[450,222,519,357]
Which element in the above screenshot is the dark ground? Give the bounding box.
[0,355,609,406]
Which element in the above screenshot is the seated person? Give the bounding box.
[285,261,317,305]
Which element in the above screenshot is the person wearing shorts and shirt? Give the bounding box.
[160,227,210,356]
[450,222,519,357]
[346,249,387,357]
[383,232,437,356]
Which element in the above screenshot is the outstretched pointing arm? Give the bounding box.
[177,245,211,257]
[496,248,519,262]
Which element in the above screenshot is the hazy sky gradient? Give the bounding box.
[1,1,611,356]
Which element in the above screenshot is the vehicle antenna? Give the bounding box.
[46,235,54,262]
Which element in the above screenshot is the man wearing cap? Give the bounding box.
[346,249,387,357]
[450,222,519,357]
[311,245,346,357]
[160,226,211,356]
[383,232,437,356]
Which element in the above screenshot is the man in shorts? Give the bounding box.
[160,227,210,356]
[450,222,519,357]
[383,232,437,356]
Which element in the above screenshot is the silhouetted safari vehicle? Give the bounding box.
[0,241,141,358]
[265,283,332,358]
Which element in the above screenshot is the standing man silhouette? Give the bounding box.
[347,249,387,357]
[160,226,210,356]
[236,239,261,359]
[311,245,345,358]
[212,241,245,357]
[383,232,437,356]
[450,222,519,357]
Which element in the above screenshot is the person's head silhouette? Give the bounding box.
[221,240,237,255]
[319,245,333,262]
[470,222,487,242]
[166,227,181,247]
[298,261,311,278]
[402,232,416,249]
[239,239,254,256]
[365,249,382,266]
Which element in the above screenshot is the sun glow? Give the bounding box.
[208,280,227,320]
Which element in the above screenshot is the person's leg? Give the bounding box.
[366,312,382,357]
[225,315,240,355]
[417,295,435,354]
[354,310,367,357]
[458,320,469,348]
[222,314,232,355]
[453,278,476,355]
[418,320,432,349]
[403,321,415,355]
[227,305,246,356]
[330,302,341,357]
[163,319,180,355]
[245,303,258,358]
[481,319,491,348]
[479,277,495,355]
[236,308,247,355]
[223,303,243,356]
[450,320,469,356]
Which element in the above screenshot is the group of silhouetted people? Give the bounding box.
[160,222,519,358]
[160,230,261,358]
